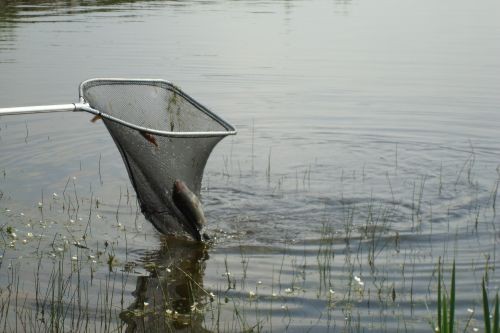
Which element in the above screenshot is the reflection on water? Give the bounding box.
[0,0,182,21]
[121,238,209,332]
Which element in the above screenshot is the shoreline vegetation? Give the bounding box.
[0,224,497,332]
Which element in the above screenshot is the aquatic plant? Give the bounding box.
[435,258,455,333]
[482,277,499,333]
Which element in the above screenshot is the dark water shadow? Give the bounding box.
[120,237,211,332]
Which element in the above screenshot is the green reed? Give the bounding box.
[436,258,455,333]
[433,257,500,333]
[482,277,499,333]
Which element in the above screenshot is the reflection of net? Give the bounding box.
[80,79,233,238]
[121,239,207,330]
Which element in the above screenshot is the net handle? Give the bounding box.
[0,103,236,138]
[0,78,237,138]
[0,104,81,115]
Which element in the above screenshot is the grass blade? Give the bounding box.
[449,260,455,333]
[443,297,448,333]
[438,257,442,331]
[483,278,491,333]
[494,292,499,333]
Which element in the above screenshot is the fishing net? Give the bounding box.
[79,79,235,240]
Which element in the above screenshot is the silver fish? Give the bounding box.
[172,180,206,240]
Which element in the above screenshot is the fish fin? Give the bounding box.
[90,115,102,123]
[140,131,159,148]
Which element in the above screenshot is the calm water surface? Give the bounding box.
[0,0,500,331]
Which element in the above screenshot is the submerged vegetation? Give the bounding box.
[0,143,498,332]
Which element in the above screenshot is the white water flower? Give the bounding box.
[190,302,201,312]
[285,288,293,294]
[71,256,78,261]
[257,280,262,285]
[27,232,33,238]
[20,213,24,216]
[53,193,58,198]
[143,302,149,307]
[69,219,75,224]
[354,276,364,286]
[272,293,277,297]
[38,202,43,207]
[467,308,474,313]
[22,239,27,244]
[329,289,335,295]
[248,291,256,298]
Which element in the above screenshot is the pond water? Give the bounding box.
[1,0,500,331]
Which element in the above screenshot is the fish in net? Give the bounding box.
[81,79,236,240]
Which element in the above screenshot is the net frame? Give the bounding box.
[79,78,236,137]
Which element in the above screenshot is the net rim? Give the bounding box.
[78,78,237,138]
